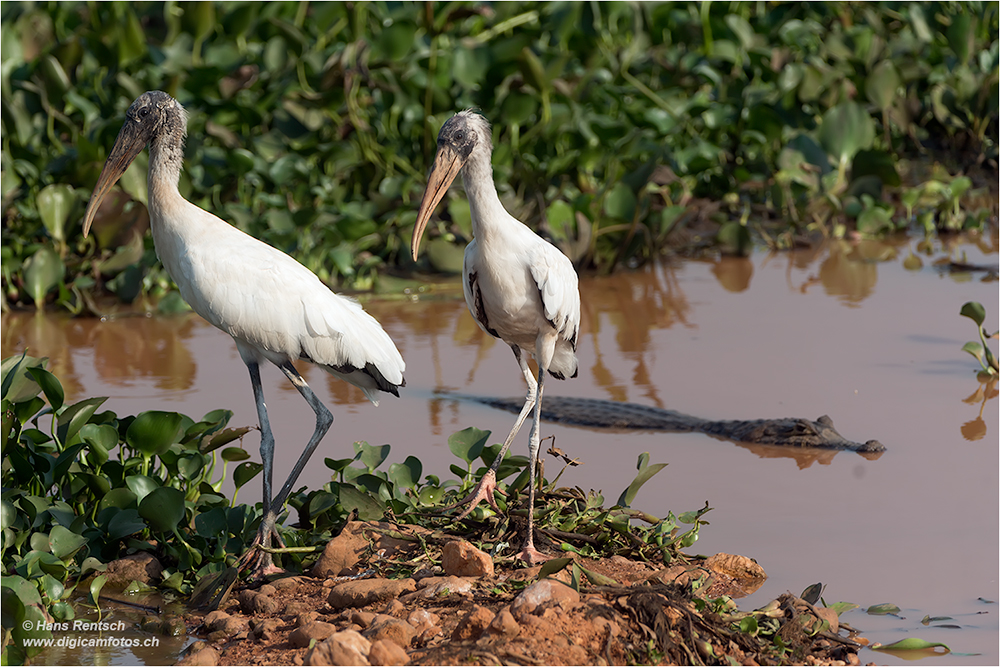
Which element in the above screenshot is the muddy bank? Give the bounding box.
[173,521,871,666]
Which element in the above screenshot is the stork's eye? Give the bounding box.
[454,130,465,142]
[139,107,150,118]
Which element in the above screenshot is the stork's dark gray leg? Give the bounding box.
[246,361,273,519]
[237,360,283,576]
[450,345,536,518]
[267,361,333,512]
[240,360,332,579]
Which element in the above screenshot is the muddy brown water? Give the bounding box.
[4,237,998,666]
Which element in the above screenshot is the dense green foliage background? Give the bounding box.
[2,1,997,311]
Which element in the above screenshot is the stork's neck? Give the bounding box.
[461,146,509,244]
[147,128,186,215]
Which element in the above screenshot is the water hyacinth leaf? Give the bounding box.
[138,487,186,533]
[177,453,205,480]
[418,486,444,505]
[852,150,900,187]
[201,426,251,453]
[817,102,875,167]
[388,456,422,490]
[867,602,901,615]
[56,397,108,445]
[946,13,972,65]
[872,637,950,652]
[78,558,106,580]
[537,557,574,579]
[80,423,118,458]
[125,475,160,502]
[0,498,14,530]
[717,221,752,256]
[324,457,356,473]
[88,574,107,607]
[220,447,250,462]
[2,353,46,403]
[617,460,667,508]
[98,487,137,513]
[26,367,63,412]
[962,341,986,366]
[921,615,954,625]
[960,301,986,327]
[107,509,145,541]
[577,563,619,586]
[306,491,338,519]
[157,292,191,314]
[123,580,156,595]
[48,525,88,560]
[39,573,64,603]
[865,60,900,110]
[740,615,759,635]
[354,441,391,471]
[233,461,263,490]
[23,246,65,309]
[50,600,74,621]
[338,485,384,521]
[448,427,491,464]
[3,576,50,660]
[826,601,860,615]
[603,182,637,221]
[36,183,75,245]
[453,44,490,89]
[126,411,185,458]
[801,582,823,604]
[194,507,227,537]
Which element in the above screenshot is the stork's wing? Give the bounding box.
[528,242,580,349]
[177,206,404,390]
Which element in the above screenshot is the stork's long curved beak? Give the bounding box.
[82,122,147,238]
[411,144,468,261]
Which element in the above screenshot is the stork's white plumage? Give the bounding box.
[411,110,581,563]
[83,91,405,578]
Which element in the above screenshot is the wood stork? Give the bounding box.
[82,91,405,578]
[411,110,581,564]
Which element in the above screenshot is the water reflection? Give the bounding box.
[2,237,998,665]
[961,376,998,441]
[1,312,198,400]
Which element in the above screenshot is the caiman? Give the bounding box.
[465,395,885,453]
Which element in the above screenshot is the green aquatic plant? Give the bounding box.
[960,301,999,377]
[1,352,712,662]
[1,2,996,310]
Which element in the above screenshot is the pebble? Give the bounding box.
[483,608,519,638]
[328,577,417,609]
[202,610,246,637]
[176,646,219,666]
[351,610,377,628]
[382,598,406,617]
[288,621,338,648]
[311,521,370,578]
[363,614,417,648]
[283,601,311,617]
[251,618,283,642]
[510,578,580,618]
[451,605,495,641]
[239,589,278,615]
[441,540,494,578]
[368,638,410,665]
[411,575,475,599]
[307,630,372,666]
